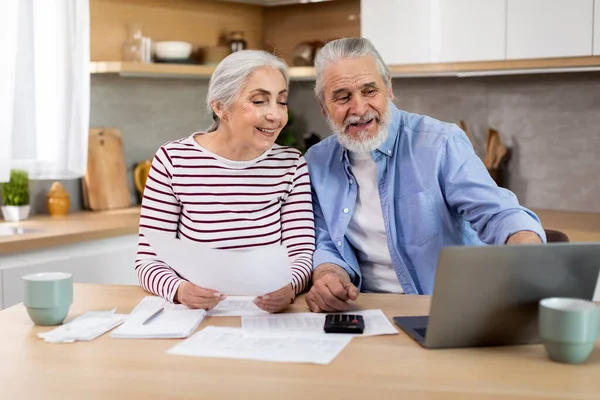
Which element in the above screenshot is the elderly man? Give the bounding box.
[304,37,545,313]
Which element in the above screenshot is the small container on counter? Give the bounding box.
[46,182,70,217]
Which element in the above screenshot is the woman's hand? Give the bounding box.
[253,284,295,313]
[175,281,226,310]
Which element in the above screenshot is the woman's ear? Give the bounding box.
[211,101,226,121]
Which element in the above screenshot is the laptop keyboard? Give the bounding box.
[414,327,427,338]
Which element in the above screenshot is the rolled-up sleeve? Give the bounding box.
[441,125,546,245]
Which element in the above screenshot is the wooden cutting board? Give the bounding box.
[83,128,132,211]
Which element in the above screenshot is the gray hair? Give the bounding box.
[314,37,390,103]
[206,50,289,132]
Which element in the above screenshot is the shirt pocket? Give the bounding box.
[395,191,440,247]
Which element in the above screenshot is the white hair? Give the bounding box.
[206,50,289,132]
[314,37,390,104]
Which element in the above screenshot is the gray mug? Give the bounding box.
[23,272,73,326]
[539,297,600,364]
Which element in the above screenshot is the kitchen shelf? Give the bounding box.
[90,56,600,80]
[89,61,316,80]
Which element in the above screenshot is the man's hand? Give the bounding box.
[506,230,543,245]
[254,283,294,313]
[306,263,359,313]
[175,281,225,310]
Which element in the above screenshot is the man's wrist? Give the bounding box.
[313,263,351,283]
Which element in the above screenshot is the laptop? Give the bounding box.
[393,243,600,349]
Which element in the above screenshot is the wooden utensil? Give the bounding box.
[459,120,475,144]
[83,129,132,211]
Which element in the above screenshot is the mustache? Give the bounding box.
[343,111,379,129]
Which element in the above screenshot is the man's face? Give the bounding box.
[320,56,394,153]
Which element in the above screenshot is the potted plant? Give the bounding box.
[1,169,31,222]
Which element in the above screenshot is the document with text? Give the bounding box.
[242,309,399,338]
[167,326,353,365]
[132,295,267,317]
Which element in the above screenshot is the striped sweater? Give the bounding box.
[135,134,316,302]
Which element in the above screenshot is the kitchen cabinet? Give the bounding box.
[594,0,600,55]
[361,0,430,65]
[362,0,505,65]
[1,235,139,309]
[507,0,594,59]
[434,0,506,62]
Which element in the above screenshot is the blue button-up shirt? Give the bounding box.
[305,104,546,295]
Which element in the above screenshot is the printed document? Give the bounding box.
[242,309,398,337]
[167,326,352,365]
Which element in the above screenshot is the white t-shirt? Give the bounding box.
[346,151,404,294]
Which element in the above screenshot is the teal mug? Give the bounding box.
[23,272,73,326]
[539,297,600,364]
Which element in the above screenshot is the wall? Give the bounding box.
[28,71,600,215]
[90,0,264,61]
[263,0,360,65]
[287,72,600,213]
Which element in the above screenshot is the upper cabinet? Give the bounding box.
[434,0,506,63]
[362,0,506,65]
[594,0,600,55]
[506,0,594,59]
[361,0,430,65]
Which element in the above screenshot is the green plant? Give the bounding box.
[276,110,299,149]
[2,169,29,206]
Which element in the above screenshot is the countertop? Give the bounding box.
[0,207,598,255]
[0,207,141,254]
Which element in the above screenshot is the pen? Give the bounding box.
[142,307,164,325]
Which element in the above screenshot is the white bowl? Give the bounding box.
[154,41,193,60]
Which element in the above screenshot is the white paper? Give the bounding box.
[206,296,268,317]
[167,326,352,365]
[242,309,398,338]
[111,308,206,339]
[142,230,292,296]
[131,295,267,317]
[37,309,127,343]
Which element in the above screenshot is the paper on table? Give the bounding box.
[111,309,206,339]
[132,295,268,317]
[167,326,352,365]
[142,229,292,296]
[37,309,127,343]
[206,296,267,317]
[242,309,399,338]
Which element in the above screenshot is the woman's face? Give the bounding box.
[222,67,289,155]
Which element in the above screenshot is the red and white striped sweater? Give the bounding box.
[135,134,315,302]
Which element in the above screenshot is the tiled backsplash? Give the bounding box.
[28,71,600,215]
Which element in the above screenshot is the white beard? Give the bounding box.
[327,107,390,154]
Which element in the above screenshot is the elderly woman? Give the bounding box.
[135,50,315,313]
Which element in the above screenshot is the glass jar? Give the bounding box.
[228,31,247,53]
[122,23,144,62]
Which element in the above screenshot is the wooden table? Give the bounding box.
[1,284,599,399]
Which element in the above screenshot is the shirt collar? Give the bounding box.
[338,102,402,163]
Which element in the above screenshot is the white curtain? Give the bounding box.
[0,0,90,183]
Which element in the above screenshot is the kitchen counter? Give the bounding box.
[534,209,600,242]
[0,207,597,255]
[0,207,141,254]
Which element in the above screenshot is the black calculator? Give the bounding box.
[324,314,365,334]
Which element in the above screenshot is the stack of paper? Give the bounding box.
[111,309,206,339]
[167,326,352,365]
[38,309,127,343]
